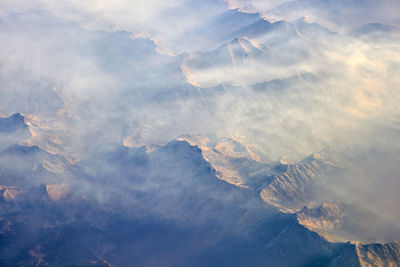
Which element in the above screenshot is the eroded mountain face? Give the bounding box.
[1,0,400,266]
[1,113,400,266]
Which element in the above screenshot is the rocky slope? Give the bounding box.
[257,153,339,212]
[0,130,398,265]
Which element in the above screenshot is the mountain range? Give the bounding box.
[1,0,400,266]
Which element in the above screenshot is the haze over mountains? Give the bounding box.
[1,0,400,266]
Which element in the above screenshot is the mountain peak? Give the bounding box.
[0,113,29,132]
[0,113,32,150]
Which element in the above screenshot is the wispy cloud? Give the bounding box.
[1,0,400,242]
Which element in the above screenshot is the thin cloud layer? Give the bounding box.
[1,0,400,246]
[226,0,400,31]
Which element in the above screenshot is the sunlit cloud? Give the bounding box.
[1,0,400,259]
